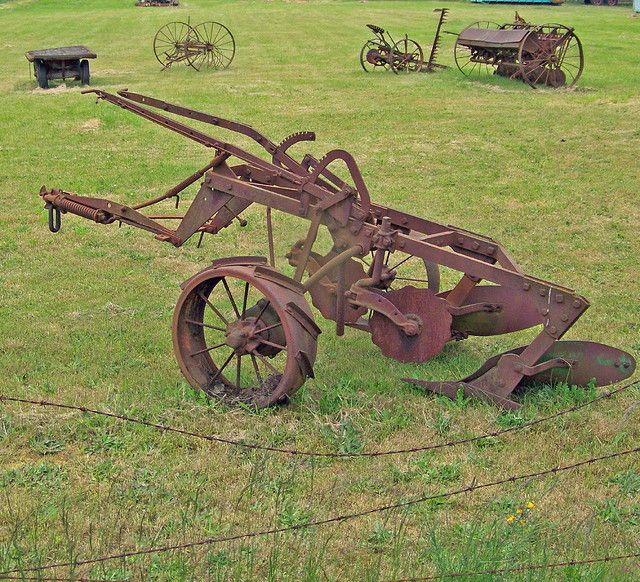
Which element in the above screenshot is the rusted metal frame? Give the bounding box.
[133,153,229,211]
[86,90,334,203]
[293,211,323,283]
[397,233,586,312]
[120,91,280,158]
[41,189,174,238]
[204,173,306,218]
[119,90,313,175]
[266,207,276,267]
[301,245,364,291]
[396,232,590,394]
[306,150,372,218]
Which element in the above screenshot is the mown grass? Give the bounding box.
[0,0,639,580]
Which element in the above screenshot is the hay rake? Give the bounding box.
[153,21,235,71]
[39,90,635,409]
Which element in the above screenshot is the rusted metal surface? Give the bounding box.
[25,46,96,89]
[360,9,449,74]
[453,14,584,88]
[153,21,235,71]
[39,90,635,408]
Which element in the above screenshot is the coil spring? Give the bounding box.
[54,197,103,222]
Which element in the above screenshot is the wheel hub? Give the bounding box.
[224,317,263,355]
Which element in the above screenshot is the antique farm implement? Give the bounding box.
[39,90,635,409]
[453,15,583,88]
[360,9,449,74]
[153,21,235,70]
[25,46,96,89]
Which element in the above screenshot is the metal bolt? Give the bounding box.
[549,325,557,334]
[523,282,531,291]
[472,242,480,250]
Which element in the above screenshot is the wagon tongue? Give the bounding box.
[403,341,636,409]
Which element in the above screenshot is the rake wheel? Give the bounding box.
[192,21,236,70]
[153,21,198,68]
[172,263,317,407]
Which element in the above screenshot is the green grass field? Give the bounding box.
[1,0,639,579]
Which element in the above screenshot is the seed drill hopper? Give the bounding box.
[39,91,635,408]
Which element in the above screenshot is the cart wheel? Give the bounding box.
[173,263,318,407]
[191,21,236,70]
[454,21,503,81]
[589,0,604,4]
[519,24,584,89]
[35,60,48,89]
[391,38,424,73]
[606,0,618,5]
[79,60,90,85]
[153,21,198,69]
[360,39,392,72]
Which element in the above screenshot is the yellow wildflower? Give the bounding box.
[516,508,523,514]
[506,515,515,523]
[527,502,535,509]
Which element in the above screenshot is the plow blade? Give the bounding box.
[446,285,542,336]
[404,341,636,409]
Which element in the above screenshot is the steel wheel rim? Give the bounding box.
[192,21,236,69]
[519,25,584,89]
[153,21,197,68]
[391,38,423,73]
[454,21,501,80]
[173,266,306,406]
[360,39,392,72]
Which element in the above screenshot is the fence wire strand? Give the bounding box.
[0,378,637,459]
[388,551,640,581]
[1,445,637,576]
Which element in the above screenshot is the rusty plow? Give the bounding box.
[39,90,635,409]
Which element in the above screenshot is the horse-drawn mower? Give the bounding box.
[40,91,634,408]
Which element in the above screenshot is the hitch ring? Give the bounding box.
[46,202,61,233]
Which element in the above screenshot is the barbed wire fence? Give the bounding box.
[0,378,637,459]
[385,551,640,581]
[0,444,637,577]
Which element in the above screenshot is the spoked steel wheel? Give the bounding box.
[391,38,424,73]
[173,263,318,407]
[519,25,584,88]
[153,21,198,68]
[454,21,502,81]
[360,40,392,72]
[191,21,236,70]
[360,249,440,294]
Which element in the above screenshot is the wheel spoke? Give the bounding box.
[189,342,226,357]
[185,318,226,332]
[257,321,282,334]
[251,350,280,375]
[241,281,249,319]
[250,353,263,386]
[221,278,241,318]
[210,350,236,385]
[255,338,287,351]
[197,291,228,325]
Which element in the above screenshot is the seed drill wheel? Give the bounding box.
[153,21,198,68]
[172,262,318,407]
[391,38,424,73]
[360,40,392,72]
[454,21,501,80]
[191,21,236,70]
[519,24,583,88]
